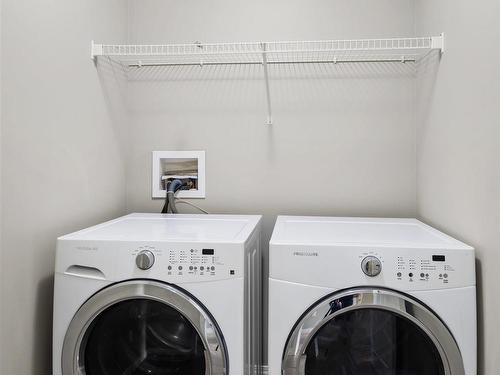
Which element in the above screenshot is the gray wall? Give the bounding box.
[0,1,128,373]
[416,1,500,374]
[0,0,2,366]
[1,1,497,373]
[125,0,418,243]
[126,0,417,218]
[125,0,417,364]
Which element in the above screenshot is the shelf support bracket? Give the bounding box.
[261,43,273,125]
[91,40,103,61]
[431,33,445,55]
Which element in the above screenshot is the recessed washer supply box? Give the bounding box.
[152,150,205,199]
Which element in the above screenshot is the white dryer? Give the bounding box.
[269,216,476,375]
[53,213,262,375]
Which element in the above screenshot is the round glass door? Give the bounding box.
[303,308,443,375]
[83,299,206,375]
[282,289,464,375]
[62,280,227,375]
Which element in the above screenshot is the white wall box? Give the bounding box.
[91,35,444,125]
[152,151,206,199]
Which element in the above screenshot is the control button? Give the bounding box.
[189,266,193,271]
[178,266,183,271]
[439,274,443,278]
[211,266,215,271]
[361,256,382,277]
[409,272,413,278]
[200,266,204,271]
[420,273,425,278]
[136,250,155,270]
[167,266,172,271]
[443,273,448,278]
[397,272,402,277]
[425,273,429,277]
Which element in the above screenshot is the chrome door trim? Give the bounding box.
[282,288,464,375]
[62,280,227,375]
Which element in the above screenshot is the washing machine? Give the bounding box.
[268,216,476,375]
[53,213,262,375]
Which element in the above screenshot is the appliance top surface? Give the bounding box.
[270,216,472,250]
[59,213,262,243]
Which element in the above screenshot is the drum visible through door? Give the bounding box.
[282,288,464,375]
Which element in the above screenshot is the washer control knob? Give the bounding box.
[136,250,155,270]
[361,256,382,277]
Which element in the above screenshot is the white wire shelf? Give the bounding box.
[92,35,444,125]
[92,35,444,67]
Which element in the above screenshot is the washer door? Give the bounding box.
[62,280,227,375]
[282,288,464,375]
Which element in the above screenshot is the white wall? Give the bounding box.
[0,1,128,373]
[416,1,500,374]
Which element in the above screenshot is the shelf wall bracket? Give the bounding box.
[431,33,445,55]
[91,40,103,61]
[261,43,273,125]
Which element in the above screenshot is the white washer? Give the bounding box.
[53,213,262,375]
[269,216,476,375]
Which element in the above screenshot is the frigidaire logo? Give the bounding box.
[76,246,98,252]
[293,251,319,257]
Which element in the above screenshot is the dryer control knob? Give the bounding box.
[136,250,155,270]
[361,256,382,277]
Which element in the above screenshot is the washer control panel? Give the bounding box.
[361,256,382,277]
[165,247,224,276]
[136,250,155,270]
[131,245,234,279]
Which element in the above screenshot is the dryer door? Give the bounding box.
[62,280,227,375]
[283,288,464,375]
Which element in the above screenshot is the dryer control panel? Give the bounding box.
[269,216,474,290]
[356,251,461,285]
[270,245,475,290]
[393,254,456,285]
[354,248,474,290]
